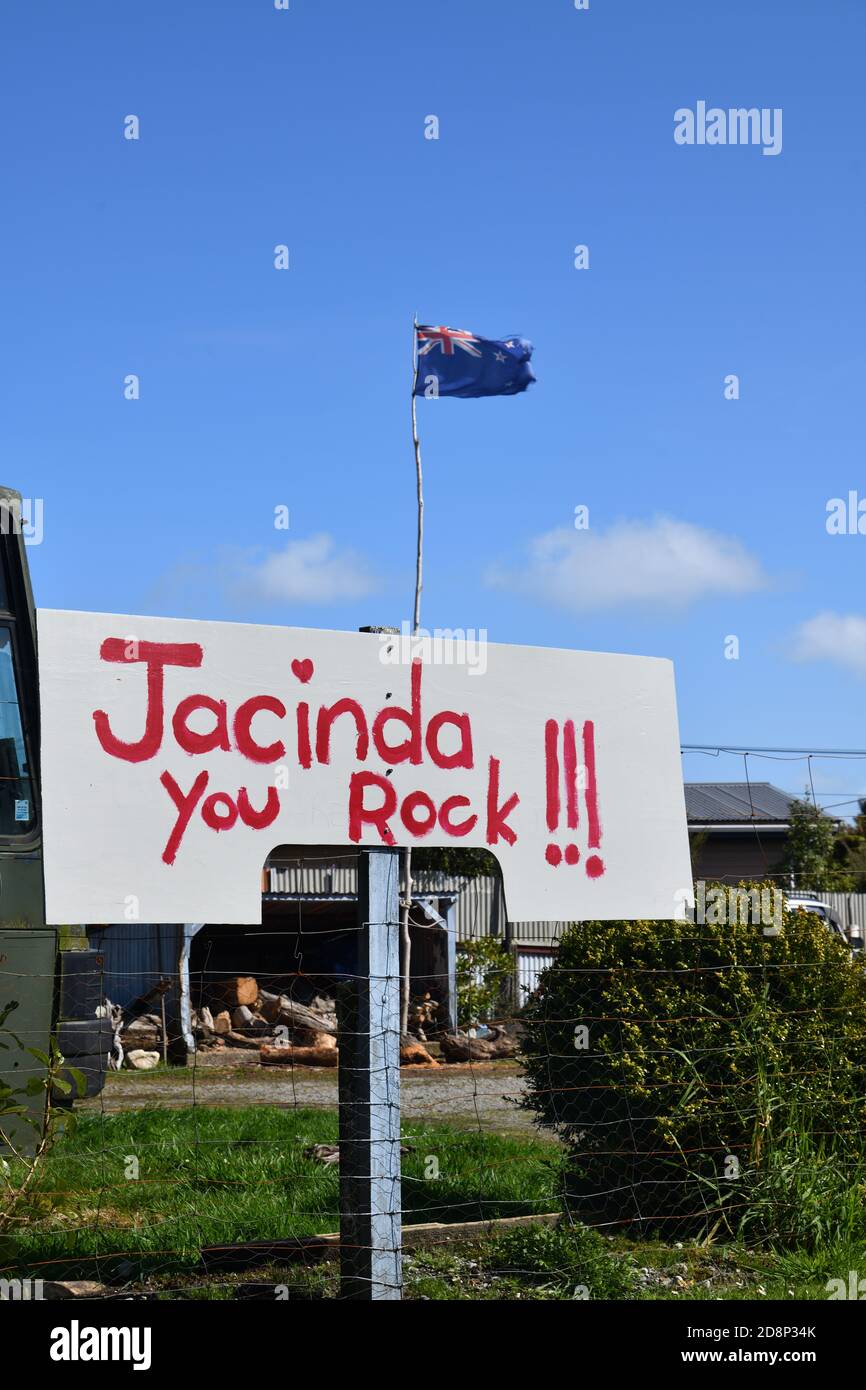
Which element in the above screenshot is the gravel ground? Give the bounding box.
[82,1059,543,1136]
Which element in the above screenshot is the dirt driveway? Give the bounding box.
[83,1057,541,1137]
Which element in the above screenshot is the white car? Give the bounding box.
[785,896,850,947]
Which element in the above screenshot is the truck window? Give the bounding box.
[0,624,35,834]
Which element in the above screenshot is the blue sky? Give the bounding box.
[2,0,865,812]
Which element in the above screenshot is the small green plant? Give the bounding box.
[487,1221,635,1299]
[0,999,83,1235]
[456,938,512,1026]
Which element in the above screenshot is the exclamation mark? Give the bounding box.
[545,719,560,832]
[583,719,604,878]
[563,720,579,832]
[544,719,561,864]
[544,718,580,867]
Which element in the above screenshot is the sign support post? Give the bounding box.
[338,845,403,1299]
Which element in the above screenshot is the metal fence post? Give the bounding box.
[338,845,402,1299]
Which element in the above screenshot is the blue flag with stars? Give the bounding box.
[414,324,535,399]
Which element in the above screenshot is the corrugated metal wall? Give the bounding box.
[89,924,182,1008]
[267,861,360,896]
[516,947,557,999]
[433,875,500,942]
[432,876,567,945]
[265,865,566,945]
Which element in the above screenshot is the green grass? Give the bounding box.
[5,1102,863,1300]
[0,1105,558,1282]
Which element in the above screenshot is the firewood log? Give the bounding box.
[256,989,283,1024]
[213,976,259,1009]
[439,1028,517,1062]
[223,1030,263,1049]
[259,1041,339,1067]
[229,1005,269,1033]
[257,990,337,1037]
[400,1040,439,1066]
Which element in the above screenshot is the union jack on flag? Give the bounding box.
[416,325,483,358]
[413,323,535,399]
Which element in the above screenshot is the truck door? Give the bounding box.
[0,488,108,1156]
[0,488,52,1148]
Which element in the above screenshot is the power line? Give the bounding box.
[682,744,866,757]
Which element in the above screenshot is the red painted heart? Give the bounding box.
[291,658,314,684]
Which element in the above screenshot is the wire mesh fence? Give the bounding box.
[2,869,866,1301]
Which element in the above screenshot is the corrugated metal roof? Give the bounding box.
[264,864,523,941]
[684,782,796,824]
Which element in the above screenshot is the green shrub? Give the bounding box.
[519,888,866,1242]
[487,1220,634,1299]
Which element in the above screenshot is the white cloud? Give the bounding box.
[237,533,378,604]
[485,516,767,612]
[789,612,866,676]
[147,533,379,616]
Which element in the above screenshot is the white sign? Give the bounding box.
[37,610,692,924]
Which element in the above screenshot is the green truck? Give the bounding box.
[0,486,109,1149]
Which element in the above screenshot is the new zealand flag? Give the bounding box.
[413,325,535,399]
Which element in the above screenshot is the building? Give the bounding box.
[685,782,799,884]
[88,782,816,1052]
[90,849,463,1061]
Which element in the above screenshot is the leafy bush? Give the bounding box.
[519,888,866,1242]
[456,938,512,1026]
[410,847,499,877]
[782,796,853,890]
